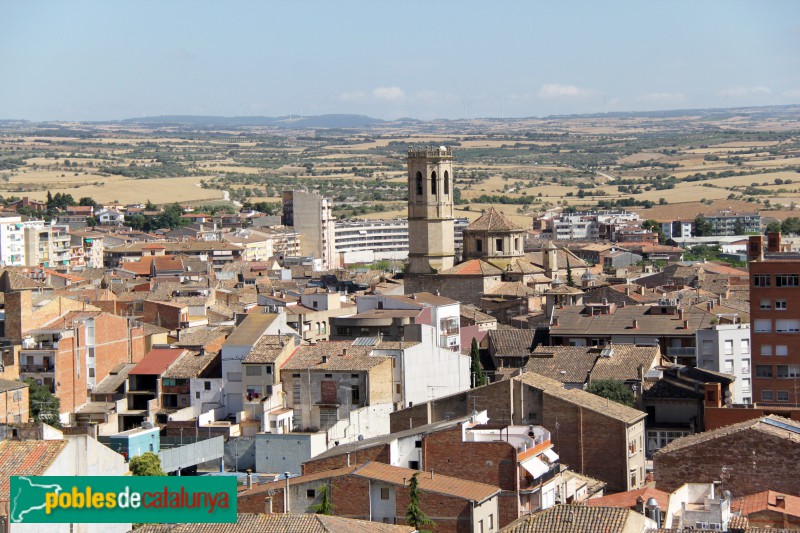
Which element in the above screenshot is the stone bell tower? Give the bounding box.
[407,146,455,274]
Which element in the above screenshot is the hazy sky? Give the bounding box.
[2,1,799,121]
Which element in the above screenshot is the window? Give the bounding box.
[380,487,390,500]
[351,387,360,403]
[476,238,483,252]
[227,372,242,382]
[306,489,316,499]
[430,171,437,195]
[760,299,772,310]
[724,340,733,355]
[776,300,788,311]
[88,367,95,378]
[628,439,637,456]
[489,514,494,531]
[777,345,789,356]
[629,468,637,487]
[204,381,211,390]
[754,319,772,333]
[415,171,423,195]
[415,440,422,448]
[762,390,774,402]
[776,319,800,332]
[754,274,771,287]
[496,239,503,252]
[245,366,262,376]
[266,365,272,374]
[742,378,751,393]
[777,365,800,378]
[741,339,750,354]
[761,345,773,356]
[479,520,484,533]
[195,391,200,399]
[724,359,734,374]
[409,461,420,470]
[778,391,790,402]
[776,274,799,287]
[443,171,449,195]
[702,340,713,355]
[741,360,750,374]
[396,383,401,394]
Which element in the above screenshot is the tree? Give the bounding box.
[693,215,713,237]
[129,452,166,476]
[310,484,333,515]
[23,378,61,428]
[406,473,435,531]
[733,220,746,235]
[642,219,666,244]
[765,221,782,234]
[586,379,635,407]
[78,197,98,209]
[565,257,574,287]
[781,217,800,235]
[470,338,487,387]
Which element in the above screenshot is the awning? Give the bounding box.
[543,449,559,463]
[521,457,550,479]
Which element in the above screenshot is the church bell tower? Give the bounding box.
[407,146,455,274]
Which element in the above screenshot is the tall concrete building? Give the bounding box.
[748,233,800,405]
[282,190,336,270]
[406,146,455,274]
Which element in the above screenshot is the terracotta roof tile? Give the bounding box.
[586,487,669,512]
[439,259,503,276]
[655,415,800,455]
[129,348,186,376]
[467,207,524,232]
[135,512,414,532]
[0,440,67,500]
[501,504,633,532]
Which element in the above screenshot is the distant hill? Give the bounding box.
[117,114,386,129]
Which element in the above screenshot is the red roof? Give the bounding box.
[0,440,67,500]
[129,348,185,375]
[585,487,668,512]
[142,243,167,250]
[733,490,800,518]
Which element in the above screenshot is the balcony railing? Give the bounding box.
[666,347,696,357]
[21,365,55,373]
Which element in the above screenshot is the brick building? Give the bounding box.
[748,233,800,405]
[732,490,800,529]
[389,372,647,494]
[239,461,500,533]
[654,415,800,495]
[0,378,28,423]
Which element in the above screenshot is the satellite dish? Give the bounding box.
[724,397,733,406]
[357,435,365,441]
[141,421,154,429]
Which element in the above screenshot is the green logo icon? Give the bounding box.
[10,476,236,523]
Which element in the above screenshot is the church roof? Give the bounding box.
[466,207,523,232]
[439,259,504,276]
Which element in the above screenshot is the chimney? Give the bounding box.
[321,355,328,364]
[430,469,434,479]
[625,286,631,296]
[748,235,764,261]
[767,231,781,253]
[683,319,689,329]
[264,496,273,514]
[632,319,638,329]
[246,469,253,490]
[346,453,351,467]
[678,308,684,320]
[602,298,608,305]
[704,382,722,408]
[284,472,290,513]
[341,348,347,357]
[776,494,786,509]
[552,317,559,327]
[707,302,713,311]
[639,286,645,295]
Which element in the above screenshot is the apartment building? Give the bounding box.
[748,233,800,405]
[696,323,752,404]
[542,211,641,241]
[0,216,25,266]
[282,190,337,269]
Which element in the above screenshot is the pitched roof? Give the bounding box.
[0,378,28,393]
[93,363,137,394]
[439,259,504,276]
[353,461,499,503]
[129,348,186,376]
[488,329,535,357]
[281,341,390,372]
[134,512,414,532]
[586,486,669,512]
[515,372,647,424]
[527,345,661,384]
[162,350,219,379]
[733,490,800,519]
[242,335,298,364]
[551,305,714,337]
[467,207,524,232]
[656,415,800,455]
[501,504,634,532]
[0,439,68,500]
[223,313,280,346]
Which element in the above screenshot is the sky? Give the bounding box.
[2,1,799,122]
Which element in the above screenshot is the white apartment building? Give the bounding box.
[0,216,26,266]
[333,217,470,265]
[23,221,72,268]
[546,211,641,241]
[281,190,337,269]
[696,323,752,404]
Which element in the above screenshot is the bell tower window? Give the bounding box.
[431,171,437,195]
[416,171,423,195]
[444,171,449,195]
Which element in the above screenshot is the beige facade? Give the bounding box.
[281,190,337,269]
[407,147,455,274]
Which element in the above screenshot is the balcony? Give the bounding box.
[666,347,696,357]
[161,383,190,394]
[20,365,55,373]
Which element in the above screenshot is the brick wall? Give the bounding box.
[330,475,371,520]
[55,337,88,414]
[390,402,431,433]
[302,443,390,474]
[0,384,29,423]
[394,479,473,533]
[654,429,800,495]
[142,300,185,331]
[747,510,800,529]
[93,313,134,385]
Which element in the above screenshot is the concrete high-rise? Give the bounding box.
[406,147,455,274]
[282,190,337,270]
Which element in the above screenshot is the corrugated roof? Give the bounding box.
[129,348,186,376]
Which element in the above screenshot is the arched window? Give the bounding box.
[444,171,449,195]
[431,171,437,195]
[415,171,423,195]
